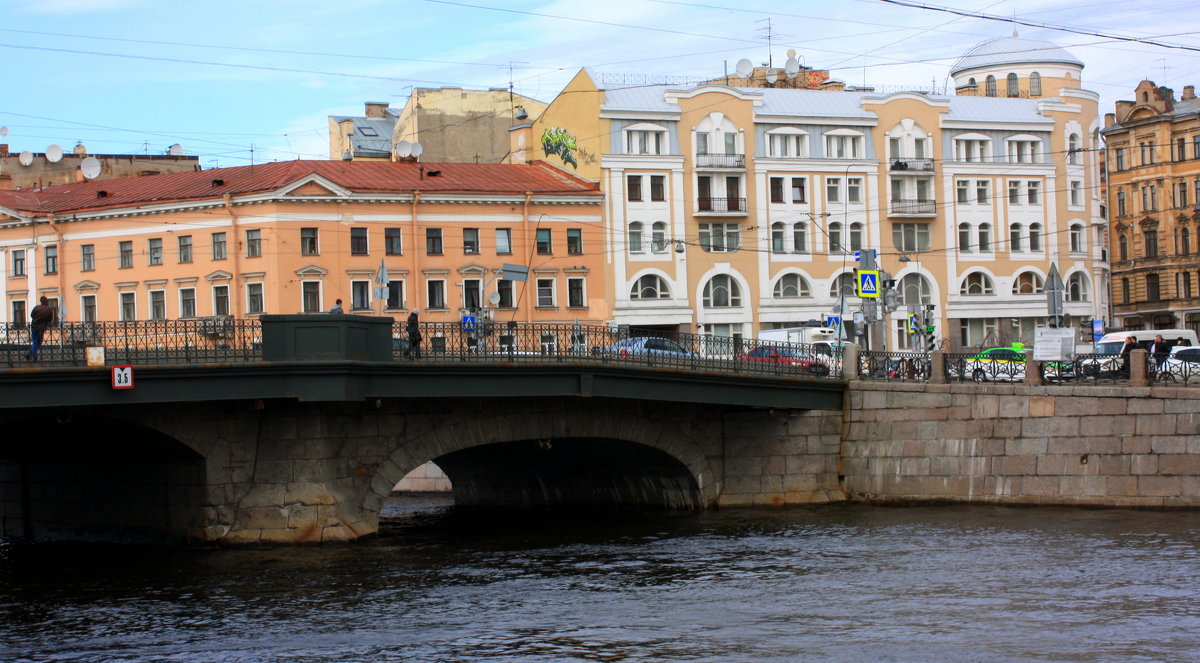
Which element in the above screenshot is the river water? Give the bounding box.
[2,497,1199,662]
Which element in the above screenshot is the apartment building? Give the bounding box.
[0,161,605,332]
[510,36,1108,350]
[1102,80,1200,334]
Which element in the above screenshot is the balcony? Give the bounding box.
[889,158,934,172]
[889,199,937,217]
[695,153,745,168]
[696,197,747,214]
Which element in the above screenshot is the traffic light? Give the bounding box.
[923,305,937,352]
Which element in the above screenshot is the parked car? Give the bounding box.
[603,336,699,359]
[1160,346,1200,381]
[737,346,829,375]
[950,347,1028,382]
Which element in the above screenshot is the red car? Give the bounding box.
[737,346,830,375]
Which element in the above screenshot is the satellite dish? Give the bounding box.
[765,69,778,84]
[411,141,424,157]
[73,142,87,155]
[80,156,101,179]
[735,58,753,78]
[46,144,63,163]
[488,291,501,306]
[784,57,800,78]
[787,49,797,59]
[18,151,33,166]
[0,126,7,136]
[396,140,413,157]
[167,143,183,156]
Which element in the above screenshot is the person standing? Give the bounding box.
[1119,335,1138,377]
[330,299,344,314]
[27,296,54,361]
[1150,334,1169,375]
[406,309,422,358]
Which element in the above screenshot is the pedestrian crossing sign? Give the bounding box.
[857,270,880,298]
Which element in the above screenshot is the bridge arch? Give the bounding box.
[366,399,723,517]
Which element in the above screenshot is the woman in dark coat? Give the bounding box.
[406,309,422,358]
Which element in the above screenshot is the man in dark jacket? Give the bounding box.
[406,309,422,358]
[28,296,54,361]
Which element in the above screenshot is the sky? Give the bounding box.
[1,0,1198,170]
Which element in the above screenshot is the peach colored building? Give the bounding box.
[0,161,605,333]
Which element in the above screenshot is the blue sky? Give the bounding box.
[1,0,1197,169]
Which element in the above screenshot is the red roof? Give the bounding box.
[0,160,601,216]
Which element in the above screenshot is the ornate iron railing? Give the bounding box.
[1,320,263,366]
[858,350,931,382]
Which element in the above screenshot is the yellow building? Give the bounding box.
[0,161,605,336]
[1102,81,1200,334]
[511,37,1108,350]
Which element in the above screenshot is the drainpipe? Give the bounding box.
[411,191,421,316]
[522,192,533,323]
[223,194,243,318]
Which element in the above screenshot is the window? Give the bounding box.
[628,222,644,253]
[1030,72,1041,96]
[463,228,480,255]
[43,245,57,274]
[847,178,862,204]
[830,273,856,299]
[771,222,786,253]
[828,222,843,254]
[149,290,166,320]
[386,227,405,254]
[1177,137,1188,161]
[1008,181,1021,204]
[567,228,583,255]
[426,228,443,255]
[792,222,808,253]
[349,281,370,310]
[627,175,643,202]
[985,75,996,97]
[496,279,514,308]
[243,229,260,258]
[146,238,162,266]
[892,223,930,252]
[1010,223,1023,252]
[1117,190,1127,217]
[960,272,994,295]
[212,232,227,260]
[959,223,972,252]
[1069,224,1085,253]
[536,277,556,307]
[625,127,666,155]
[957,180,970,204]
[772,273,810,298]
[81,244,95,272]
[1118,234,1128,261]
[1145,230,1159,257]
[1146,273,1161,301]
[118,241,133,269]
[1027,181,1041,205]
[1176,182,1189,209]
[1068,134,1081,164]
[976,180,990,204]
[955,137,991,162]
[178,235,193,263]
[702,274,741,307]
[1141,141,1154,165]
[349,228,368,255]
[1007,140,1040,163]
[699,223,740,252]
[213,285,229,316]
[463,279,482,310]
[631,274,669,299]
[302,282,321,313]
[770,177,784,203]
[11,249,25,277]
[791,177,807,203]
[1006,73,1019,97]
[1115,148,1125,171]
[1182,228,1191,255]
[11,301,25,327]
[651,222,667,253]
[1068,181,1081,207]
[386,280,404,310]
[825,133,862,159]
[1013,272,1044,294]
[1122,277,1131,303]
[826,177,841,203]
[650,176,665,202]
[81,294,97,323]
[567,277,585,308]
[426,280,446,309]
[1067,273,1089,302]
[536,228,552,255]
[246,283,264,314]
[175,288,195,318]
[849,222,864,251]
[767,130,808,157]
[496,228,512,255]
[300,228,319,255]
[120,292,136,321]
[978,223,991,252]
[1029,223,1042,251]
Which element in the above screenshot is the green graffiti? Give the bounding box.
[540,127,578,169]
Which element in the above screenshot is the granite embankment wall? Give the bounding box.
[842,382,1200,508]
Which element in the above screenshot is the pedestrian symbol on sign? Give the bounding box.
[857,270,880,298]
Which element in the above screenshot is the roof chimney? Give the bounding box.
[365,102,389,118]
[1184,85,1197,101]
[0,144,8,155]
[0,173,13,190]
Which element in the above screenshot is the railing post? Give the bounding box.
[842,343,859,381]
[1129,348,1150,387]
[1022,349,1043,386]
[929,350,946,384]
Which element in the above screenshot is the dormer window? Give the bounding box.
[623,123,668,155]
[1006,73,1019,97]
[824,129,864,159]
[765,128,809,158]
[1030,72,1042,96]
[1005,135,1043,164]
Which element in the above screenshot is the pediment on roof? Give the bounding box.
[295,264,328,277]
[73,280,100,291]
[278,174,353,198]
[205,270,233,282]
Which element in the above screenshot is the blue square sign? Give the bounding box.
[857,270,880,298]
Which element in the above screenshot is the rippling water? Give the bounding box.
[2,498,1199,662]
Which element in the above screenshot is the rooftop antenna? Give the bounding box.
[756,18,774,68]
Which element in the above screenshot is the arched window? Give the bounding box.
[1119,234,1128,261]
[986,75,997,97]
[978,223,991,252]
[651,222,667,253]
[792,222,808,253]
[1067,133,1081,164]
[830,273,856,299]
[1030,72,1042,96]
[899,273,931,304]
[623,123,669,155]
[958,223,972,252]
[1007,73,1019,97]
[1069,223,1085,253]
[1013,271,1045,295]
[765,128,809,158]
[630,274,669,299]
[1009,223,1023,252]
[968,77,976,86]
[703,274,741,307]
[1029,223,1042,251]
[694,114,739,156]
[771,222,786,253]
[849,222,864,251]
[1067,273,1090,302]
[828,222,843,253]
[960,271,994,295]
[628,222,644,253]
[772,273,811,299]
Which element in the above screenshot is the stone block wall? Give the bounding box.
[718,408,844,506]
[843,382,1200,508]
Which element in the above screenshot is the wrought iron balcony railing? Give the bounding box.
[696,197,747,213]
[695,153,745,168]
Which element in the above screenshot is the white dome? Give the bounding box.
[951,36,1083,77]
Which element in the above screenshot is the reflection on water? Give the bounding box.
[2,498,1199,662]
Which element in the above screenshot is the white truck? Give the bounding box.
[757,326,842,359]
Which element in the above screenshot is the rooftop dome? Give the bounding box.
[951,36,1083,76]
